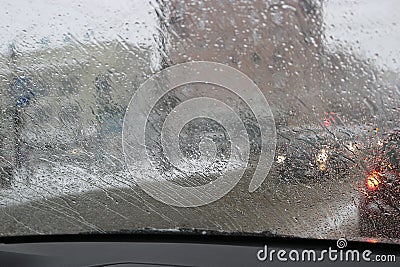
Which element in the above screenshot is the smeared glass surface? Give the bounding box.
[0,0,399,242]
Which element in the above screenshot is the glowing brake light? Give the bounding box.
[366,171,382,191]
[366,238,378,244]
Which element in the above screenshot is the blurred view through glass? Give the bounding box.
[0,0,399,242]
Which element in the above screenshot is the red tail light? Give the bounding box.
[366,170,383,191]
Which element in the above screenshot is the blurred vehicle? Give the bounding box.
[359,130,400,238]
[274,123,365,185]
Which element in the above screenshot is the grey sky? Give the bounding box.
[0,0,158,53]
[0,0,399,71]
[324,0,400,71]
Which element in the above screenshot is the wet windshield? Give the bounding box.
[0,0,399,243]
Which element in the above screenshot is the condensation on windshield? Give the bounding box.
[0,0,399,242]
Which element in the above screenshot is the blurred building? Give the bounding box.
[159,0,324,125]
[0,41,153,185]
[159,0,384,127]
